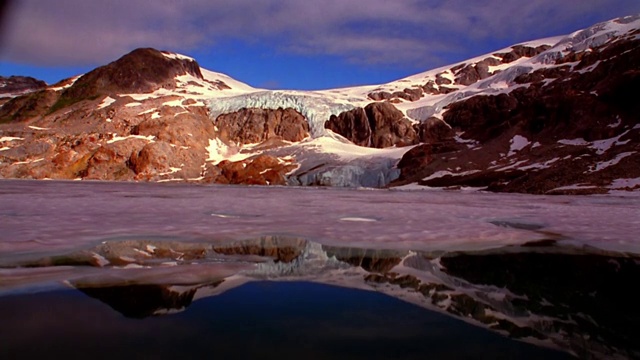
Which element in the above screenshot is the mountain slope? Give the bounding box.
[0,14,639,193]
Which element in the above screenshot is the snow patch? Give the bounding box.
[454,134,479,149]
[160,51,195,61]
[98,96,116,109]
[549,184,598,192]
[588,152,635,173]
[339,217,378,222]
[423,170,481,181]
[508,135,530,157]
[28,126,49,130]
[107,134,156,144]
[558,138,589,146]
[610,177,640,189]
[162,99,184,107]
[13,158,44,165]
[206,138,257,165]
[495,160,529,172]
[0,136,23,142]
[518,158,561,171]
[591,131,630,154]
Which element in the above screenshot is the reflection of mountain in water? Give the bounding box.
[6,236,640,359]
[79,284,200,318]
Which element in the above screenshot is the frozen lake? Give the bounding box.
[2,180,639,256]
[1,180,639,359]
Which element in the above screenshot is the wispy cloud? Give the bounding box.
[1,0,638,68]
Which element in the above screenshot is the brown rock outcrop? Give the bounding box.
[83,142,139,180]
[214,107,309,145]
[325,102,418,148]
[414,117,455,143]
[494,44,551,63]
[213,154,297,185]
[454,57,502,86]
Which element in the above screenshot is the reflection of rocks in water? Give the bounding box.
[362,271,546,341]
[79,283,209,319]
[5,235,640,359]
[4,236,309,269]
[439,250,640,359]
[322,246,406,273]
[213,236,307,263]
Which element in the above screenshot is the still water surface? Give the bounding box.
[0,281,572,360]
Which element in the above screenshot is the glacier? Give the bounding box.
[206,90,407,187]
[207,90,359,136]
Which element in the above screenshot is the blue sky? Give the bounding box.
[1,0,639,90]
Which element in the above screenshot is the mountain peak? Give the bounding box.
[61,47,203,100]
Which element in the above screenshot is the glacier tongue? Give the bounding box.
[289,158,401,187]
[207,90,357,136]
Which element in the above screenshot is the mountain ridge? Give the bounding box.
[1,14,639,193]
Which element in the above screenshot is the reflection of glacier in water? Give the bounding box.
[1,180,640,359]
[2,236,638,359]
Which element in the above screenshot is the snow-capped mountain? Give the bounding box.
[0,14,639,193]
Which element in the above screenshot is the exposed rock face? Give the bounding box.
[325,102,418,148]
[452,44,550,86]
[394,31,640,194]
[0,76,47,96]
[0,89,59,122]
[494,44,552,63]
[324,107,371,146]
[214,107,309,145]
[414,117,455,143]
[210,154,297,186]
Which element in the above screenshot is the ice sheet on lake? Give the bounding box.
[1,180,639,257]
